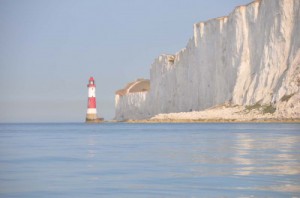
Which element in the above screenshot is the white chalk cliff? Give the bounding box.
[115,0,300,121]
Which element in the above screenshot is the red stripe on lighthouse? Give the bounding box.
[88,97,96,108]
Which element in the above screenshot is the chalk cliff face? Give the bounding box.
[115,0,300,121]
[115,79,151,120]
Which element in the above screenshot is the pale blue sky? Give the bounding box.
[0,0,251,122]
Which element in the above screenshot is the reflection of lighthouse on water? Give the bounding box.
[86,77,104,123]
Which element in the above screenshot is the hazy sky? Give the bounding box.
[0,0,251,123]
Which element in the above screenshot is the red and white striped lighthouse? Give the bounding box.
[86,77,103,122]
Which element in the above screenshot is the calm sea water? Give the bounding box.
[0,123,299,197]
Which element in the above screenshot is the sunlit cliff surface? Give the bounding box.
[115,0,300,121]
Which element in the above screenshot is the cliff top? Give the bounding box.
[116,79,150,96]
[194,0,261,26]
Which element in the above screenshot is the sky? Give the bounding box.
[0,0,252,123]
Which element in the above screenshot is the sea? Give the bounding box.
[0,123,299,198]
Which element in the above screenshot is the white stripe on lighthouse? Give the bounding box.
[87,108,97,114]
[88,87,96,97]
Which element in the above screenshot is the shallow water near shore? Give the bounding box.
[0,123,299,197]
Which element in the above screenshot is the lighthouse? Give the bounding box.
[86,77,103,123]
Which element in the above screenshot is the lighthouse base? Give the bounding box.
[86,113,104,123]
